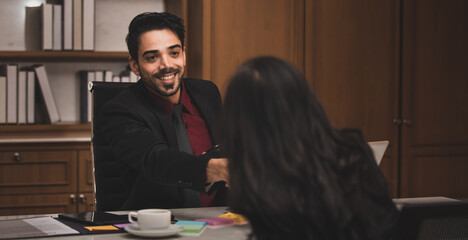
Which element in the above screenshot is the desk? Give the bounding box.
[0,207,251,240]
[2,197,460,239]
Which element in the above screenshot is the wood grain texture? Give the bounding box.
[0,151,78,195]
[0,194,76,216]
[78,150,93,193]
[0,129,93,215]
[185,0,305,97]
[304,0,401,196]
[400,0,468,198]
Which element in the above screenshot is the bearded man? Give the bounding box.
[98,12,228,210]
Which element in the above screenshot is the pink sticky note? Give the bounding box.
[195,217,234,226]
[114,223,134,228]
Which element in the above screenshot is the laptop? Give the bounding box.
[368,141,389,165]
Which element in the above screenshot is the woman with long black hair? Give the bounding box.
[223,56,398,240]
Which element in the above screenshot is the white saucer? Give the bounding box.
[124,224,183,238]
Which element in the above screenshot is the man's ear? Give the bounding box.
[129,57,140,76]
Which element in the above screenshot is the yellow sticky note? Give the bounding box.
[217,212,248,225]
[84,225,119,231]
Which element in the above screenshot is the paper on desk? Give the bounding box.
[0,217,79,239]
[24,217,79,235]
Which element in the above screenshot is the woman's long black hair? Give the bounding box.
[223,56,398,240]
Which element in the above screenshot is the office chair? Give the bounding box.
[90,81,134,211]
[395,200,468,240]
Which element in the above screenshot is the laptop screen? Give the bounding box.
[368,141,389,165]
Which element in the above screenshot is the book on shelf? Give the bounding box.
[34,65,61,124]
[95,70,104,82]
[53,4,63,50]
[63,0,73,50]
[0,76,6,124]
[121,75,130,83]
[112,76,120,82]
[82,0,95,51]
[0,64,18,124]
[80,71,95,123]
[73,0,83,50]
[25,6,42,51]
[104,70,113,82]
[41,3,53,50]
[130,71,139,82]
[27,71,36,124]
[17,71,27,124]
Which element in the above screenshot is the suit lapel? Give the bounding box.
[134,79,218,149]
[153,108,178,149]
[134,82,179,149]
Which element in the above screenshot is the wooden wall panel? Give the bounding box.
[400,0,468,198]
[182,0,468,199]
[185,0,305,96]
[304,0,401,196]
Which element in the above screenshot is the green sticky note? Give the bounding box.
[181,225,205,233]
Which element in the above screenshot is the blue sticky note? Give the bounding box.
[175,220,206,227]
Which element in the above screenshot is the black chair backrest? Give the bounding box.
[90,81,134,211]
[396,200,468,240]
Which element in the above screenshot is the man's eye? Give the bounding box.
[147,55,157,60]
[171,51,180,57]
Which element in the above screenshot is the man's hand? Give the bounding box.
[206,158,229,184]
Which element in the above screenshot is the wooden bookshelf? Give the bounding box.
[0,0,168,216]
[0,51,129,61]
[0,124,91,143]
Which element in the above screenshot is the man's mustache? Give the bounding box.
[153,68,181,79]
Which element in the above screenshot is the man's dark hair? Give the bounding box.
[126,12,185,63]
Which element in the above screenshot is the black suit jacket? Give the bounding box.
[97,79,226,210]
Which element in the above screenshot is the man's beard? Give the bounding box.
[152,67,182,97]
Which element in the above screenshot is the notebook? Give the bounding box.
[368,141,389,165]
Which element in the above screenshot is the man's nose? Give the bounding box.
[159,55,174,69]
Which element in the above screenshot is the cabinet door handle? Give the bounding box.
[70,194,77,203]
[403,119,413,127]
[13,152,21,161]
[79,194,87,204]
[393,119,402,125]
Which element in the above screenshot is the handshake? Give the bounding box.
[204,145,229,186]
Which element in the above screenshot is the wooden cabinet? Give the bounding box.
[0,124,94,216]
[305,0,468,198]
[399,0,468,198]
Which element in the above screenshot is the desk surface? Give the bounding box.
[0,207,251,240]
[0,197,459,240]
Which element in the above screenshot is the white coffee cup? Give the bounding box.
[128,209,171,230]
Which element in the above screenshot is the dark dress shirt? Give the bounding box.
[146,81,217,206]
